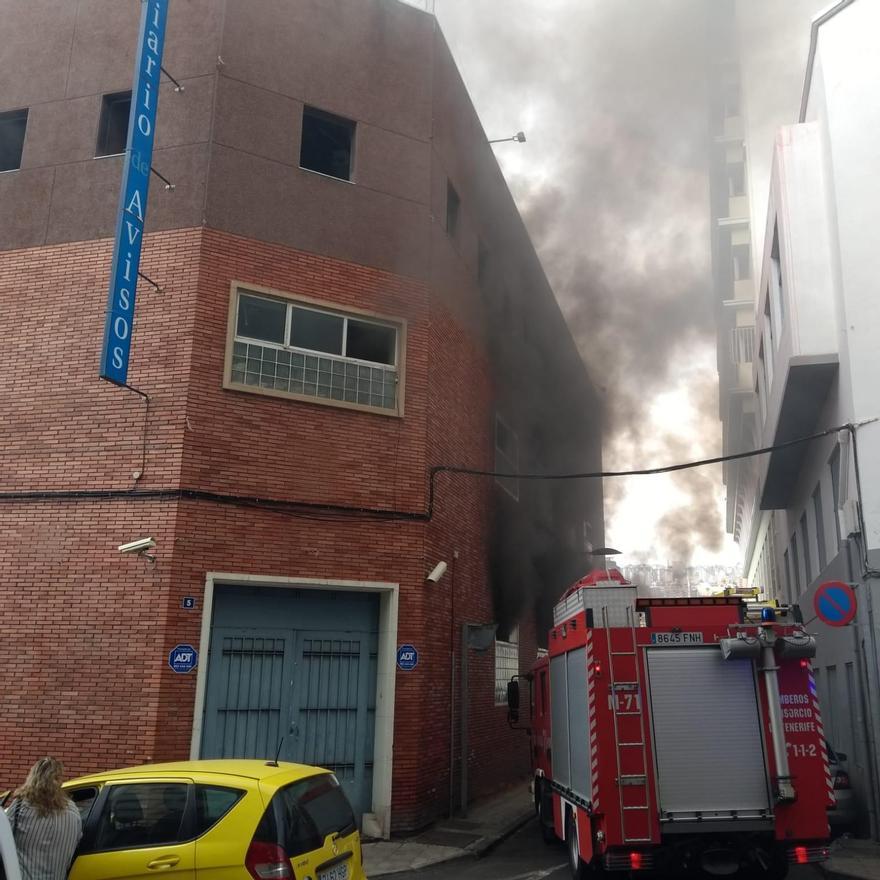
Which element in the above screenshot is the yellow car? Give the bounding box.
[58,760,365,880]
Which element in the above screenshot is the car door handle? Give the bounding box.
[147,855,180,870]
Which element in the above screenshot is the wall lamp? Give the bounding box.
[488,131,526,145]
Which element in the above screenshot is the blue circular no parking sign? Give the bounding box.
[397,644,418,671]
[814,581,857,627]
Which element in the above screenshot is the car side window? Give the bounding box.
[68,786,99,824]
[193,785,244,837]
[93,783,189,851]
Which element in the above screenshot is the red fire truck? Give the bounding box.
[515,569,832,878]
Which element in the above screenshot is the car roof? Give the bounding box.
[66,760,329,787]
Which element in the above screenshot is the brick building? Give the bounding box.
[0,0,603,834]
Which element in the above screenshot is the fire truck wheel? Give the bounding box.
[536,782,556,844]
[566,810,588,880]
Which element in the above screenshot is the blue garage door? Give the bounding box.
[201,586,378,819]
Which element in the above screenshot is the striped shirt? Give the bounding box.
[6,799,81,880]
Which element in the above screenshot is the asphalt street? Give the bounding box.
[381,818,826,880]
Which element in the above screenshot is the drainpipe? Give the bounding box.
[759,625,796,802]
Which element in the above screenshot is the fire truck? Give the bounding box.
[512,569,832,878]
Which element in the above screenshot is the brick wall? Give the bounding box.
[0,228,537,830]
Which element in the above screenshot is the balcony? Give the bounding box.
[755,123,839,510]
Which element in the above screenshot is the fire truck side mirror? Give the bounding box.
[507,680,520,721]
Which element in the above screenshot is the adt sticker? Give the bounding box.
[169,643,198,674]
[397,644,418,671]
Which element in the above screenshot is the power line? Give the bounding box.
[0,421,871,523]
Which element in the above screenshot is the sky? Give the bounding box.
[421,0,827,570]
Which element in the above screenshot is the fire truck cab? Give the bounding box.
[521,569,831,878]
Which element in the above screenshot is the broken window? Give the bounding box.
[0,108,28,172]
[300,106,355,181]
[96,91,132,157]
[446,180,460,237]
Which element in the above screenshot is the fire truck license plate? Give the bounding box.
[650,631,704,645]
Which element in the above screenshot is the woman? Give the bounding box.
[5,758,81,880]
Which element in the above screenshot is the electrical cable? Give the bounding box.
[0,419,871,525]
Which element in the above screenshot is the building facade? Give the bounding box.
[0,0,604,835]
[717,0,880,836]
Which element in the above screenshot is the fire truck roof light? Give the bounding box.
[761,606,777,623]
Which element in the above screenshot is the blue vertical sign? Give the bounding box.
[99,0,169,385]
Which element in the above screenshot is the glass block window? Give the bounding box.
[229,290,401,413]
[494,626,519,706]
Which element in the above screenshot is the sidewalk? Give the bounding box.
[823,838,880,880]
[362,781,534,878]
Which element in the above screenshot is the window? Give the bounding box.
[0,108,28,172]
[791,534,801,597]
[229,289,402,413]
[813,484,827,572]
[94,783,188,851]
[829,445,842,550]
[495,414,519,500]
[732,243,751,282]
[446,181,460,237]
[494,625,519,705]
[763,295,776,371]
[756,345,768,423]
[783,549,792,604]
[256,774,356,859]
[68,786,99,824]
[728,161,745,197]
[194,785,244,837]
[300,106,355,181]
[800,512,812,585]
[771,227,785,323]
[731,325,754,364]
[96,91,132,157]
[477,239,489,286]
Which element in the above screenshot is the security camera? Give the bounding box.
[118,537,156,555]
[426,561,448,583]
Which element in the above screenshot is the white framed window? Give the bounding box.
[226,285,404,415]
[495,414,519,500]
[494,625,519,706]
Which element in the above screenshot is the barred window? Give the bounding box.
[731,325,754,364]
[494,626,519,706]
[227,288,402,414]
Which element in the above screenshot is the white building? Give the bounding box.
[732,0,880,837]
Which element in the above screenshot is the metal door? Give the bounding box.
[646,647,770,820]
[201,586,379,819]
[288,632,377,817]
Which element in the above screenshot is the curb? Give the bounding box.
[468,811,537,858]
[366,812,537,878]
